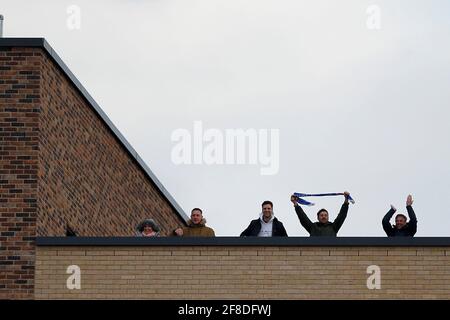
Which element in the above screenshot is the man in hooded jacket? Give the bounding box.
[174,208,215,237]
[240,200,288,237]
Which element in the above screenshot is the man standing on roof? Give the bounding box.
[382,194,417,237]
[240,200,288,237]
[174,208,215,237]
[291,191,351,236]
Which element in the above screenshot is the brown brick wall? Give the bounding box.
[0,47,41,299]
[35,246,450,299]
[1,45,186,299]
[37,49,185,237]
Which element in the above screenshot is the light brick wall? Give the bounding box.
[35,246,450,299]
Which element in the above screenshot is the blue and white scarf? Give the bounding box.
[293,192,355,206]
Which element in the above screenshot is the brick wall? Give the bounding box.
[0,47,41,299]
[0,43,187,299]
[35,245,450,299]
[37,49,185,237]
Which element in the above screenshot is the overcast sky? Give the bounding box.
[3,0,450,236]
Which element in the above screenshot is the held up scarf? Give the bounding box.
[293,192,355,206]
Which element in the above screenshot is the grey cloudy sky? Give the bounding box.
[3,0,450,236]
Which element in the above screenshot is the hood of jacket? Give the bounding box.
[259,212,275,224]
[136,219,160,233]
[187,218,207,227]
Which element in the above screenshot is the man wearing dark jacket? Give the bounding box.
[240,201,288,237]
[382,194,417,237]
[291,191,350,236]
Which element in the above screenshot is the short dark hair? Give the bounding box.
[191,208,203,214]
[316,208,328,218]
[395,214,407,221]
[261,201,273,208]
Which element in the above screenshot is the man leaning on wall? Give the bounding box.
[174,208,215,237]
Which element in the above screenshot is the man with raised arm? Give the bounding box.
[382,194,417,237]
[291,191,351,236]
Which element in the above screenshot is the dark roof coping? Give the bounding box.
[36,236,450,247]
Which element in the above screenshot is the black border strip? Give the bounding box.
[35,236,450,247]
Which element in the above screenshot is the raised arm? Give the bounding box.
[333,191,350,233]
[382,205,396,236]
[291,196,313,233]
[406,194,417,235]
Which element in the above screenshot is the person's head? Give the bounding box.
[316,209,329,224]
[139,219,160,234]
[143,224,154,234]
[261,201,273,220]
[191,208,203,225]
[395,214,408,229]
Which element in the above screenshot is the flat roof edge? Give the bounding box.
[35,237,450,247]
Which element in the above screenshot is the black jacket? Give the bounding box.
[294,203,349,236]
[382,205,417,237]
[240,217,288,237]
